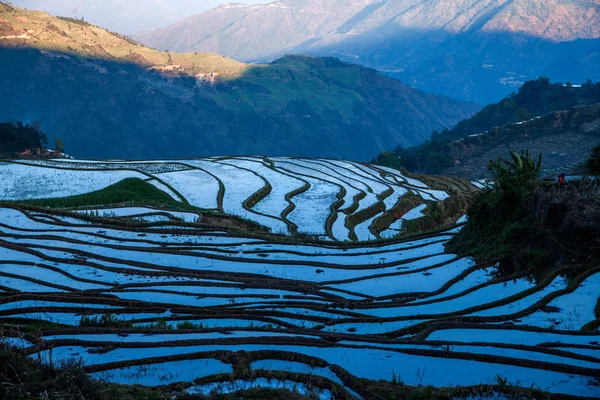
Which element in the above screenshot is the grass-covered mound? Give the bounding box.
[20,178,192,210]
[4,176,276,236]
[447,151,600,277]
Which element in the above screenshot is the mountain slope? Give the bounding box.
[0,3,245,75]
[0,3,480,160]
[440,104,600,179]
[137,0,374,61]
[373,79,600,179]
[137,0,600,103]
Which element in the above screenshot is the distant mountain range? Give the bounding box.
[0,3,479,160]
[137,0,600,104]
[11,0,259,34]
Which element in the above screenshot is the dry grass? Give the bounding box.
[0,4,246,75]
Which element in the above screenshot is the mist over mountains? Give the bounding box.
[11,0,264,34]
[137,0,600,103]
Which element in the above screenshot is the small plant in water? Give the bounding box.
[176,321,198,330]
[496,374,509,388]
[79,313,131,328]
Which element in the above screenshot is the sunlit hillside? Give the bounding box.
[0,2,245,76]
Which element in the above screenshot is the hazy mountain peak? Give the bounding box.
[137,0,600,103]
[10,0,264,34]
[480,0,600,41]
[138,0,600,55]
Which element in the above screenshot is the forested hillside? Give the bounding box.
[374,79,600,178]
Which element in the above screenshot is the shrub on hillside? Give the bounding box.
[79,313,131,328]
[0,340,101,400]
[487,151,542,214]
[0,121,48,156]
[448,150,600,276]
[448,152,544,266]
[372,151,402,170]
[585,146,600,176]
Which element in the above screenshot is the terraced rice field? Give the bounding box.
[1,157,458,241]
[1,158,599,399]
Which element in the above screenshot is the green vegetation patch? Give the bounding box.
[79,313,133,329]
[447,150,600,279]
[0,121,48,157]
[19,178,195,211]
[585,145,600,176]
[207,58,363,121]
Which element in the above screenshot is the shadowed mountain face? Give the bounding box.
[372,78,600,178]
[0,4,480,160]
[137,0,600,104]
[441,104,600,179]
